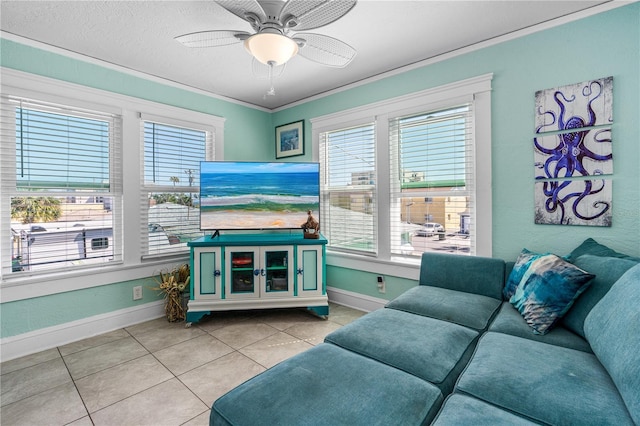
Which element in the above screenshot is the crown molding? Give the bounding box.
[273,1,629,112]
[1,1,629,113]
[0,31,271,113]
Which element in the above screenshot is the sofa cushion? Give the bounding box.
[489,302,592,353]
[456,332,634,425]
[509,254,594,334]
[325,308,478,392]
[386,285,501,330]
[432,394,538,426]
[418,252,505,299]
[566,237,640,263]
[563,255,638,338]
[211,343,443,426]
[584,263,640,425]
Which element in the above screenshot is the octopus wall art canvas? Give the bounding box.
[533,76,613,227]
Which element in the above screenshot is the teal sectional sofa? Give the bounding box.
[211,239,640,425]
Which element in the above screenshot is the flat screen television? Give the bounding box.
[200,161,320,231]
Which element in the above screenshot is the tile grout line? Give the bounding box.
[57,345,95,425]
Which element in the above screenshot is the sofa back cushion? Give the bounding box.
[584,263,640,425]
[419,252,505,300]
[567,238,640,263]
[563,255,638,338]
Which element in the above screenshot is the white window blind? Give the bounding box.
[1,96,122,275]
[319,123,377,254]
[389,104,474,256]
[140,116,213,258]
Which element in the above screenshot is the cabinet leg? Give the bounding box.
[186,311,209,324]
[307,305,329,318]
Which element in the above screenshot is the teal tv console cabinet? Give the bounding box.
[186,233,328,324]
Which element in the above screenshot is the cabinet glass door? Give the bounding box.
[229,251,256,295]
[264,249,289,294]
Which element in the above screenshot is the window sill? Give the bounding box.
[1,255,189,303]
[326,251,420,281]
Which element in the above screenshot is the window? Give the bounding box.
[319,123,377,254]
[313,74,493,267]
[1,70,225,298]
[140,115,214,257]
[390,105,473,256]
[91,237,109,250]
[1,96,122,275]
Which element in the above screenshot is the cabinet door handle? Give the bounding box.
[213,270,221,277]
[260,268,266,276]
[297,268,304,275]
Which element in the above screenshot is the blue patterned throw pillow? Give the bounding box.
[509,254,595,335]
[503,249,546,300]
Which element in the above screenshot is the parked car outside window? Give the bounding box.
[414,222,444,237]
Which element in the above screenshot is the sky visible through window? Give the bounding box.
[399,106,468,188]
[16,107,110,190]
[326,124,375,187]
[144,122,205,188]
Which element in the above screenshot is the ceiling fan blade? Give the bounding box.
[295,33,356,67]
[175,30,250,48]
[215,0,266,25]
[280,0,357,31]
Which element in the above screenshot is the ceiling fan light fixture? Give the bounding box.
[244,32,299,66]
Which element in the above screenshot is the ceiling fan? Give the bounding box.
[175,0,357,96]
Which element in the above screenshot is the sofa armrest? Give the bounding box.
[419,252,505,299]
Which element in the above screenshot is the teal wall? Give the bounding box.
[326,266,417,301]
[0,277,159,335]
[1,4,639,337]
[275,4,640,300]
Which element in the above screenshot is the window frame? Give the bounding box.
[139,113,215,259]
[0,69,224,303]
[311,74,493,280]
[1,87,124,280]
[389,103,473,258]
[319,121,378,256]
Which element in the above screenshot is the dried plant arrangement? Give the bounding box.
[151,264,190,322]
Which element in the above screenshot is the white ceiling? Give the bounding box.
[1,0,619,110]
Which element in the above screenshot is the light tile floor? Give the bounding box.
[0,303,365,426]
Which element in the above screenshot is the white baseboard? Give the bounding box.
[327,286,387,313]
[0,301,164,363]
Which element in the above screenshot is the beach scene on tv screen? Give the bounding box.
[200,162,320,230]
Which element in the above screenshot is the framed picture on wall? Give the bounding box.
[275,120,304,158]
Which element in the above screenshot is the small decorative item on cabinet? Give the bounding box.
[151,263,190,322]
[301,209,320,239]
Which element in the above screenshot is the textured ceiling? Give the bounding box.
[0,1,619,110]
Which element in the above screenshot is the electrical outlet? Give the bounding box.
[133,286,143,300]
[377,276,385,294]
